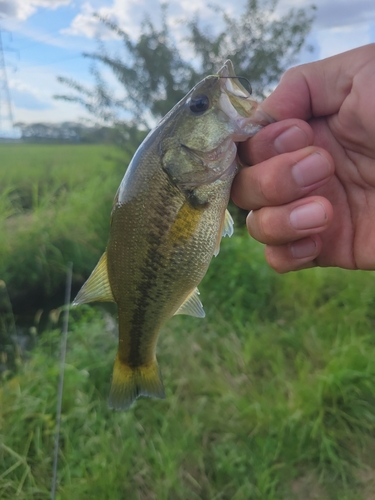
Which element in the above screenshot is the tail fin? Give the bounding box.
[108,355,165,410]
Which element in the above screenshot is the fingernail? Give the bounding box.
[290,202,327,230]
[290,238,317,259]
[274,126,309,154]
[292,152,331,188]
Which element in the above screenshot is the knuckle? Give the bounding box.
[231,185,245,209]
[248,207,291,246]
[280,66,302,83]
[256,208,279,243]
[259,169,280,205]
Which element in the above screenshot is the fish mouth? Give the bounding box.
[217,60,274,138]
[218,60,251,99]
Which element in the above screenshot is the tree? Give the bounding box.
[55,0,315,130]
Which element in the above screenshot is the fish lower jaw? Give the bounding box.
[232,108,275,140]
[232,119,263,141]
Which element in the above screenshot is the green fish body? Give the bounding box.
[73,60,270,410]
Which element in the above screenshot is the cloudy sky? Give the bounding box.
[0,0,374,135]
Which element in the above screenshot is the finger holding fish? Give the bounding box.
[232,117,335,273]
[232,145,334,211]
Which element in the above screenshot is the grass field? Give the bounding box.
[1,144,375,499]
[0,143,128,296]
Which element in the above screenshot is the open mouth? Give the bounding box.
[217,60,274,135]
[218,60,251,101]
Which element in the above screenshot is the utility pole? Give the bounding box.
[0,28,14,131]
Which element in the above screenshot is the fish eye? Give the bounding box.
[189,94,210,114]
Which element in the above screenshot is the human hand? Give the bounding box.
[232,44,375,272]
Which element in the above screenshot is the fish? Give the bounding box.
[73,60,271,410]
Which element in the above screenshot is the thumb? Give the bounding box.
[260,44,375,122]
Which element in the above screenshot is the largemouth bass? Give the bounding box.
[73,60,270,410]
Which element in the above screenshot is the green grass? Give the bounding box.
[2,235,375,499]
[2,144,375,499]
[0,143,129,297]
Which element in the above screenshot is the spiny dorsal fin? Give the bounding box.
[214,209,234,257]
[174,288,205,318]
[72,252,114,305]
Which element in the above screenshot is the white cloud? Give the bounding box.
[278,0,375,29]
[63,0,149,39]
[64,0,375,51]
[314,0,375,29]
[9,75,57,114]
[12,99,91,123]
[62,2,110,39]
[316,23,373,60]
[9,78,37,95]
[0,0,71,21]
[275,0,375,67]
[7,67,92,124]
[63,0,230,40]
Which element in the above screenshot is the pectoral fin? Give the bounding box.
[214,209,234,257]
[174,288,205,318]
[72,252,114,305]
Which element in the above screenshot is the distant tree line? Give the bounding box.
[14,122,118,143]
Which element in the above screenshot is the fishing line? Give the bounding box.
[51,262,73,500]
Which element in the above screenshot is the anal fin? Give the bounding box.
[174,287,205,318]
[72,251,114,305]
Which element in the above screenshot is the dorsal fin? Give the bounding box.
[72,252,114,305]
[214,209,234,257]
[174,288,205,318]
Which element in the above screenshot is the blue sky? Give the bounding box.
[0,0,375,135]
